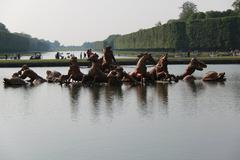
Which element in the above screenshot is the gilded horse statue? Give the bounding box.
[176,58,226,82]
[101,46,117,73]
[179,58,207,81]
[107,66,140,85]
[129,53,156,82]
[59,57,84,84]
[3,72,27,86]
[149,54,178,82]
[46,70,62,83]
[82,53,108,85]
[18,65,46,85]
[202,71,226,81]
[4,65,46,86]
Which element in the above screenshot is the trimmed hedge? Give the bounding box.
[85,16,240,52]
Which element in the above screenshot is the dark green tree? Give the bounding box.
[0,23,9,32]
[155,21,162,26]
[53,40,61,47]
[189,12,206,21]
[233,0,240,11]
[179,1,198,21]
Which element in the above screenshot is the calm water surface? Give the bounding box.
[0,65,240,160]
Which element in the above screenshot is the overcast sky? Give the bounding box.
[0,0,235,45]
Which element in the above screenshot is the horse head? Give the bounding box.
[69,56,78,65]
[190,58,207,71]
[137,53,155,65]
[12,72,20,78]
[157,54,168,66]
[88,53,99,63]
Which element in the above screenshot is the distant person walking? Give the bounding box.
[187,49,191,57]
[55,52,60,59]
[80,52,82,59]
[17,53,21,60]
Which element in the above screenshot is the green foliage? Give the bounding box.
[189,12,206,21]
[205,10,237,18]
[155,21,162,27]
[53,40,60,47]
[167,19,180,24]
[0,31,30,52]
[187,16,240,50]
[0,23,9,32]
[80,42,93,50]
[113,21,188,50]
[92,41,104,51]
[233,0,240,11]
[179,1,198,21]
[197,12,206,19]
[0,23,61,53]
[81,35,120,51]
[103,34,120,48]
[104,17,240,51]
[81,16,240,52]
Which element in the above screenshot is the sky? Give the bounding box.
[0,0,235,46]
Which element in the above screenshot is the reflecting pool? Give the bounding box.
[0,65,240,160]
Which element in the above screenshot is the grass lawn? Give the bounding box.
[0,56,239,67]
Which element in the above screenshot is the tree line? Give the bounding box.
[81,1,240,52]
[81,34,120,51]
[0,23,62,53]
[114,16,240,51]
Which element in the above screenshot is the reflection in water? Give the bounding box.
[228,75,240,112]
[203,81,226,88]
[136,85,147,106]
[67,84,125,121]
[134,85,149,116]
[21,86,34,116]
[2,65,239,122]
[155,83,169,115]
[1,66,240,160]
[4,85,35,116]
[69,86,81,105]
[68,85,81,120]
[104,86,123,119]
[182,81,205,115]
[186,80,205,96]
[155,83,168,104]
[104,86,123,106]
[89,86,102,119]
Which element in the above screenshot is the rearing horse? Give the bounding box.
[179,58,207,80]
[82,53,108,85]
[101,46,117,73]
[129,53,156,81]
[149,54,178,82]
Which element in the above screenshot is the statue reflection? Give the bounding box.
[4,85,33,116]
[155,83,168,105]
[105,86,123,106]
[68,85,81,121]
[88,85,124,120]
[88,86,102,119]
[104,86,123,119]
[203,80,226,88]
[134,85,148,116]
[186,80,205,96]
[155,83,169,115]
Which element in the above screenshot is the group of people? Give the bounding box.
[3,47,226,87]
[4,53,21,60]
